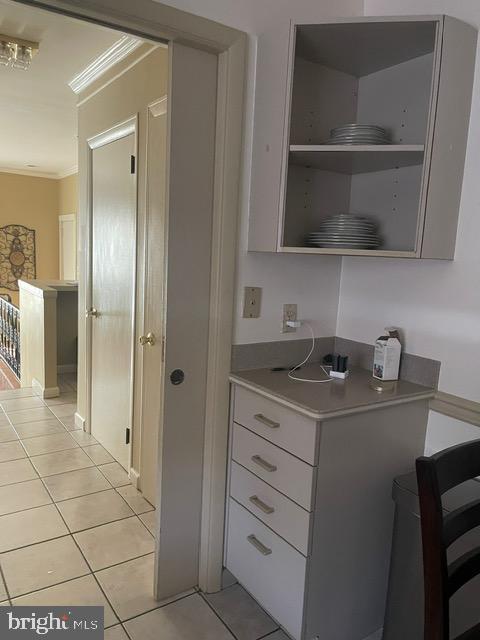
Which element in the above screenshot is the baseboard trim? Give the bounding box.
[57,364,78,374]
[32,378,60,399]
[74,412,86,430]
[129,467,140,489]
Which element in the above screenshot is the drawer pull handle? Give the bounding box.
[247,534,272,556]
[251,454,277,473]
[254,413,280,429]
[249,495,275,514]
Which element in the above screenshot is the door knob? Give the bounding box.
[86,307,99,318]
[139,332,156,346]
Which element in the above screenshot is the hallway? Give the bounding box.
[0,380,286,640]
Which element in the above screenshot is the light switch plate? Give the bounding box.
[243,286,262,318]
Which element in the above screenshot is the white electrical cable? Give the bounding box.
[288,321,333,384]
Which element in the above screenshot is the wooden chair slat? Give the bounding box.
[454,620,480,640]
[444,500,480,547]
[448,547,480,597]
[434,440,480,494]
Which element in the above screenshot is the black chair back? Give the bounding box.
[417,439,480,640]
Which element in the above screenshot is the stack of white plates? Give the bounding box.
[326,124,390,145]
[307,213,381,249]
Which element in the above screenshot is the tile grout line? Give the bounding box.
[199,590,245,640]
[256,630,283,640]
[30,462,96,481]
[0,554,13,604]
[94,462,132,488]
[120,623,134,640]
[3,409,71,443]
[1,530,74,556]
[119,589,197,626]
[58,506,137,536]
[21,441,80,458]
[90,550,155,576]
[36,450,156,593]
[0,469,117,517]
[113,485,155,522]
[7,567,92,602]
[208,578,279,633]
[0,386,163,630]
[199,582,280,640]
[36,462,125,629]
[2,532,155,597]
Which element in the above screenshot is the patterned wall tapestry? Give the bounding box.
[0,225,36,290]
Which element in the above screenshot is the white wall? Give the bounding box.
[156,0,479,448]
[337,0,480,449]
[159,0,363,344]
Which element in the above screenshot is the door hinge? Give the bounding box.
[125,427,131,445]
[130,155,136,174]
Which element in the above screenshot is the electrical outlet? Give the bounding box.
[282,303,297,333]
[243,287,262,318]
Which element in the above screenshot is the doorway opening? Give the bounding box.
[0,0,164,619]
[0,0,245,632]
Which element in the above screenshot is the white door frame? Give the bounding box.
[18,0,246,593]
[86,116,138,471]
[134,94,168,503]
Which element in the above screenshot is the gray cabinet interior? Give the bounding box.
[285,22,436,253]
[249,16,477,259]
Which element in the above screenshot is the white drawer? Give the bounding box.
[226,498,306,640]
[232,423,315,511]
[230,461,311,555]
[233,385,318,465]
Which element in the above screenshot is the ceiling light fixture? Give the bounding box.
[0,35,38,70]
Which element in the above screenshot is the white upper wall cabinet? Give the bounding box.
[248,16,477,259]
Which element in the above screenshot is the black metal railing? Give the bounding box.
[0,297,20,378]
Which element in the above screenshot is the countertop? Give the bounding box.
[18,279,78,297]
[229,364,435,420]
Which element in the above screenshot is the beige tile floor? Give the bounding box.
[0,379,285,640]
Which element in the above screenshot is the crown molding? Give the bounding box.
[68,34,142,94]
[0,166,59,179]
[76,42,159,107]
[149,95,167,118]
[57,165,78,179]
[0,165,77,180]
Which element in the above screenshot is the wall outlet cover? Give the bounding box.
[282,303,297,333]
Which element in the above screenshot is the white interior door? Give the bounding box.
[154,42,217,600]
[137,97,168,506]
[59,214,77,280]
[89,124,136,470]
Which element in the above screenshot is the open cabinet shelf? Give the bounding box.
[280,246,416,258]
[249,15,477,259]
[289,145,425,174]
